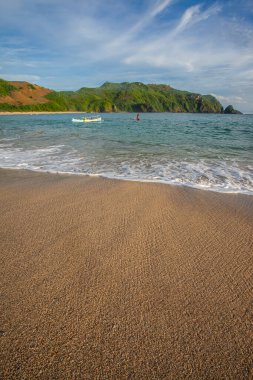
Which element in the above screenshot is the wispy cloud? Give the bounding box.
[128,0,173,35]
[121,1,253,95]
[173,3,221,34]
[104,0,173,54]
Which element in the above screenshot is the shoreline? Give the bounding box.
[1,111,252,115]
[0,111,86,115]
[1,166,252,196]
[1,168,253,379]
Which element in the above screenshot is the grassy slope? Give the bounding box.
[0,79,17,96]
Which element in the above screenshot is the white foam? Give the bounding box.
[0,145,252,195]
[0,138,18,141]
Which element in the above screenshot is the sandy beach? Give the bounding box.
[0,112,86,115]
[0,168,253,379]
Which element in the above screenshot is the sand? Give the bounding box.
[0,169,253,379]
[0,112,86,115]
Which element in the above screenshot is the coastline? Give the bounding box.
[0,111,249,115]
[0,111,86,115]
[1,168,253,379]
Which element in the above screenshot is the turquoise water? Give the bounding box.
[0,113,252,194]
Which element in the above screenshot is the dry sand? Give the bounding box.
[0,112,85,115]
[0,169,253,379]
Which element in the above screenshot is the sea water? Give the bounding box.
[0,113,252,195]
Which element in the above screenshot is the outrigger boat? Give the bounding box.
[72,116,102,123]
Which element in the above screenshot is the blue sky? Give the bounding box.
[0,0,253,112]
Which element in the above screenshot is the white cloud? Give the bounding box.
[174,4,201,33]
[238,69,253,80]
[102,0,173,55]
[129,0,173,35]
[211,94,247,104]
[173,3,221,35]
[121,2,252,76]
[0,74,41,82]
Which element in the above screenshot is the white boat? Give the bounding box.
[72,116,102,123]
[72,118,85,122]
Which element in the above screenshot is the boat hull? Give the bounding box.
[72,117,102,123]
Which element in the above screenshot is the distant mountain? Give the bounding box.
[0,78,240,114]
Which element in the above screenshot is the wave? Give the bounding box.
[0,145,252,195]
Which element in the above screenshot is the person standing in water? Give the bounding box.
[136,113,140,121]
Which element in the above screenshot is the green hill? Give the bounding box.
[0,79,226,113]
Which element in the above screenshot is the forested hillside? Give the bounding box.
[0,79,228,113]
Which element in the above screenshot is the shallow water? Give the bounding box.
[0,113,253,194]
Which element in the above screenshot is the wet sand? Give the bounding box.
[1,169,253,379]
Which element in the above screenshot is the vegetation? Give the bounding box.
[27,83,36,90]
[0,102,66,112]
[43,82,224,113]
[224,105,242,114]
[0,79,17,96]
[0,79,226,113]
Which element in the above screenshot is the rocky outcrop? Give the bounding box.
[224,105,242,114]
